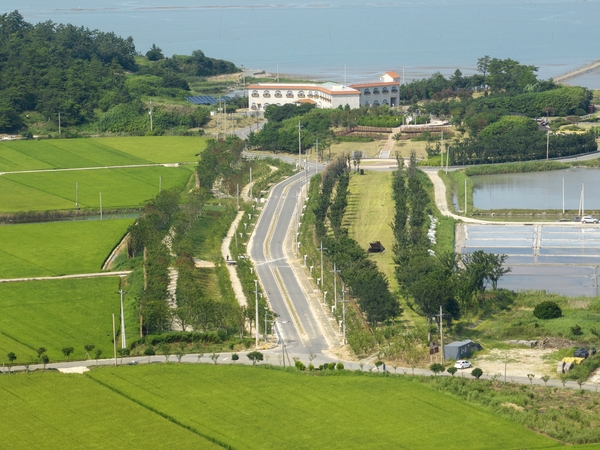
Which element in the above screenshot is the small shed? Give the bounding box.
[368,241,385,253]
[444,339,481,360]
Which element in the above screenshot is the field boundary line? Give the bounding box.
[0,162,197,176]
[85,374,235,450]
[0,271,132,283]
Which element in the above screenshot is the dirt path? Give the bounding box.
[0,271,132,283]
[0,162,194,176]
[222,209,248,308]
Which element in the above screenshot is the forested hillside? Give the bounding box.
[0,11,238,134]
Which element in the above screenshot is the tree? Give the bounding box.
[477,55,491,78]
[61,347,74,361]
[146,44,164,61]
[231,353,239,363]
[527,373,535,386]
[144,346,155,363]
[7,352,16,373]
[447,366,458,377]
[471,368,483,380]
[541,374,550,387]
[247,351,264,365]
[117,348,130,364]
[159,343,171,362]
[94,349,103,364]
[36,347,46,363]
[210,353,219,365]
[41,354,49,369]
[430,363,445,376]
[175,343,186,363]
[84,344,95,360]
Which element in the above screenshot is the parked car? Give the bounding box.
[454,360,472,369]
[581,216,599,224]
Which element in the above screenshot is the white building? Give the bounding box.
[246,71,400,110]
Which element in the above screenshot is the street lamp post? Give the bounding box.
[254,280,259,349]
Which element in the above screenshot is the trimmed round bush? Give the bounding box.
[336,362,344,370]
[533,301,562,319]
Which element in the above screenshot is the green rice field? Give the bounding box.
[0,219,133,278]
[0,165,194,212]
[0,136,206,172]
[84,364,560,450]
[0,277,123,362]
[0,372,217,449]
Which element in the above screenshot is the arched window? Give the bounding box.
[364,89,371,95]
[373,88,380,94]
[373,100,380,106]
[251,102,257,109]
[382,87,389,93]
[382,99,389,105]
[251,90,259,98]
[263,90,271,98]
[275,90,282,98]
[286,90,294,98]
[391,86,398,93]
[276,103,281,106]
[298,90,305,98]
[308,90,314,98]
[264,102,270,108]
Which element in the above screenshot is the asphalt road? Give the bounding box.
[249,164,331,356]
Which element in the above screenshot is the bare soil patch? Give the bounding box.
[471,348,556,378]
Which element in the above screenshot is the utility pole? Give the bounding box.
[254,280,259,349]
[435,305,446,363]
[445,146,450,174]
[118,289,127,348]
[562,177,565,214]
[112,313,117,367]
[249,167,253,200]
[99,192,103,220]
[298,121,302,170]
[464,178,467,215]
[341,281,348,345]
[546,130,550,160]
[331,263,341,314]
[75,182,79,210]
[149,99,153,132]
[236,183,240,210]
[159,176,162,193]
[319,241,327,291]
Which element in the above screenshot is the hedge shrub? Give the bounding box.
[533,301,562,319]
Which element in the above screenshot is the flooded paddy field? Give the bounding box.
[457,224,600,296]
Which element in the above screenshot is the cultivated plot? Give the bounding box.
[0,277,123,361]
[0,165,194,212]
[0,136,206,172]
[89,364,559,450]
[0,219,133,278]
[0,372,218,449]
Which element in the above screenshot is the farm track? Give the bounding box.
[0,271,131,283]
[0,161,196,176]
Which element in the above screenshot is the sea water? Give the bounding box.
[3,0,600,87]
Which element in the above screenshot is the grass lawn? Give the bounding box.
[346,171,397,293]
[0,165,194,212]
[87,364,560,449]
[0,372,218,449]
[465,291,600,346]
[0,219,133,278]
[0,136,206,172]
[0,277,124,362]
